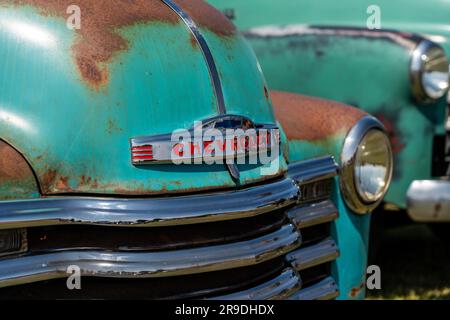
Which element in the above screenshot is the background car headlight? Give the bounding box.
[340,116,393,214]
[410,40,449,103]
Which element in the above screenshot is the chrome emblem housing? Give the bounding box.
[130,115,280,181]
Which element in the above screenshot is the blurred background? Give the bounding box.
[368,215,450,300]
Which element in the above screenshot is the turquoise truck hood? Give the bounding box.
[0,1,284,195]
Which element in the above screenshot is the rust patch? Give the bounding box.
[0,140,39,198]
[349,282,365,298]
[56,175,71,190]
[40,169,281,196]
[107,118,123,134]
[41,169,74,193]
[174,0,236,36]
[189,33,198,49]
[76,56,109,89]
[40,168,57,193]
[78,175,99,190]
[79,175,92,186]
[376,114,405,154]
[4,0,235,88]
[271,91,366,141]
[0,140,35,182]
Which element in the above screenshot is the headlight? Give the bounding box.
[340,116,393,214]
[410,40,449,103]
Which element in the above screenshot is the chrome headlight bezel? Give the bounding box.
[340,116,393,214]
[410,40,449,104]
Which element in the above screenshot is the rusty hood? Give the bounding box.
[0,0,283,196]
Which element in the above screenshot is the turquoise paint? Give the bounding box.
[332,179,371,300]
[0,6,285,195]
[202,30,276,123]
[287,132,370,300]
[0,179,40,200]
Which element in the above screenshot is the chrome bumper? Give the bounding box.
[0,156,341,300]
[407,180,450,222]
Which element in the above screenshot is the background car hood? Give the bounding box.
[210,0,450,57]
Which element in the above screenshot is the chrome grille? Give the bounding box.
[0,156,340,300]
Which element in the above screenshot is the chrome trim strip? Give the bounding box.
[340,115,393,214]
[0,224,301,288]
[288,156,338,185]
[244,25,420,49]
[407,180,450,222]
[160,0,226,114]
[286,238,339,271]
[211,268,301,300]
[288,277,339,300]
[160,0,241,180]
[287,200,338,229]
[0,178,299,230]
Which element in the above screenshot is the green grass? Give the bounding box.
[367,224,450,300]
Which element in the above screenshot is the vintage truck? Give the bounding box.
[0,0,392,299]
[209,0,450,237]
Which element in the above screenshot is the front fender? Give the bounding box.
[271,90,371,300]
[246,26,447,209]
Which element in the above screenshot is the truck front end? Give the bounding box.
[0,0,392,299]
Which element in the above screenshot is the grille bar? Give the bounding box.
[288,156,338,185]
[0,224,301,288]
[211,268,301,300]
[288,277,339,300]
[286,238,339,271]
[287,200,338,229]
[0,179,299,230]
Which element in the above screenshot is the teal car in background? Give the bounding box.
[0,0,393,299]
[209,0,450,236]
